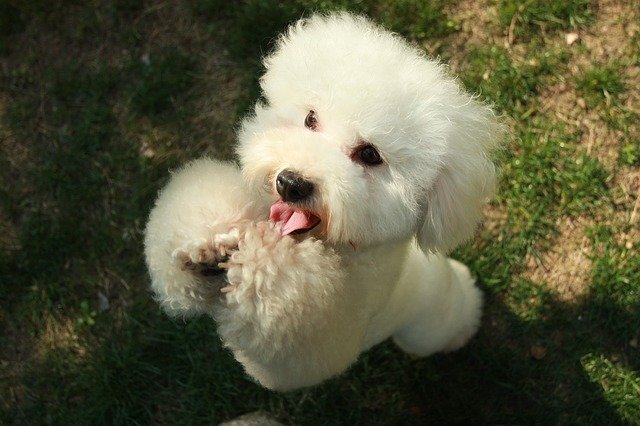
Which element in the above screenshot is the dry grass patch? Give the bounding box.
[521,217,593,302]
[481,203,509,242]
[528,0,639,168]
[444,0,500,72]
[579,115,628,166]
[579,0,639,62]
[37,314,87,358]
[612,167,640,227]
[540,81,633,168]
[548,103,622,166]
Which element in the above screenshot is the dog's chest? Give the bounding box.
[339,241,410,310]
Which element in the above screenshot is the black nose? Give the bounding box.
[276,170,314,202]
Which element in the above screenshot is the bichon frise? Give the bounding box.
[144,13,500,391]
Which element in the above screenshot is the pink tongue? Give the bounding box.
[269,200,319,235]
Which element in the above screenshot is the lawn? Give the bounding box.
[1,0,639,424]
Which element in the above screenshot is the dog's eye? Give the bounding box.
[304,110,318,130]
[356,144,383,166]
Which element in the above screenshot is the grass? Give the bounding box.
[576,63,627,107]
[129,51,196,118]
[1,0,639,424]
[496,0,593,38]
[583,353,640,423]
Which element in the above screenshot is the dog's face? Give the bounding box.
[238,14,499,252]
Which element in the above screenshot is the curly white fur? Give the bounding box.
[144,13,500,391]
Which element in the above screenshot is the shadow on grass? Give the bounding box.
[7,277,637,424]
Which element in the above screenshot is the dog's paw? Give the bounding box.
[172,228,241,278]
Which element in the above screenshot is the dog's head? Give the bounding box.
[238,13,500,253]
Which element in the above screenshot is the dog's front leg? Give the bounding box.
[212,222,366,391]
[144,158,269,317]
[171,227,243,280]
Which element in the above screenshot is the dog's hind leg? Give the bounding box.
[439,259,484,352]
[390,252,483,356]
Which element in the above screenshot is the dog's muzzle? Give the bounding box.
[276,169,314,203]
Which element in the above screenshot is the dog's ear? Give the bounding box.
[417,106,501,254]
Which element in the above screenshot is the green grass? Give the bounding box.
[1,0,639,424]
[128,51,196,118]
[582,354,640,423]
[496,0,593,38]
[573,61,638,168]
[576,63,627,107]
[462,44,568,114]
[621,141,640,166]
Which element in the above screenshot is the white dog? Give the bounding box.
[144,13,500,391]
